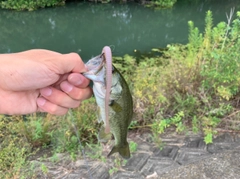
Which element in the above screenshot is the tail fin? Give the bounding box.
[107,143,130,159]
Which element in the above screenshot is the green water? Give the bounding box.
[0,1,239,61]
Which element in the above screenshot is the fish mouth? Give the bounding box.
[84,54,105,75]
[83,54,106,84]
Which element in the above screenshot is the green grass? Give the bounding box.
[0,98,99,178]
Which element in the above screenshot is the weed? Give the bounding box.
[0,97,99,177]
[129,141,138,153]
[152,111,185,136]
[109,167,118,175]
[128,120,139,129]
[145,0,177,9]
[40,163,48,175]
[85,143,106,162]
[50,153,59,163]
[114,10,240,144]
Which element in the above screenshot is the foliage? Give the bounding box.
[0,97,99,177]
[152,111,185,135]
[109,157,128,175]
[129,141,138,153]
[0,115,32,178]
[145,0,177,9]
[0,0,178,11]
[44,98,99,154]
[0,140,30,178]
[0,0,65,11]
[156,10,239,142]
[114,10,240,144]
[85,143,106,162]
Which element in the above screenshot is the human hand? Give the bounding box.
[0,49,92,115]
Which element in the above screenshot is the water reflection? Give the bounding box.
[0,1,239,61]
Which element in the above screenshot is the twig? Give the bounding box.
[221,7,235,50]
[216,128,240,134]
[222,109,240,121]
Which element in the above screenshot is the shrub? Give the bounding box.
[0,97,99,177]
[0,0,65,11]
[146,0,177,8]
[115,10,240,144]
[0,115,32,178]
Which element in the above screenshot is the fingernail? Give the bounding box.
[40,87,52,96]
[69,74,82,86]
[37,98,46,106]
[61,82,73,93]
[75,76,83,86]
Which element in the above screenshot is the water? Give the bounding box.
[0,0,238,61]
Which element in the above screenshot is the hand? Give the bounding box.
[0,49,92,115]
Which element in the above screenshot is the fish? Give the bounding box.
[83,46,133,159]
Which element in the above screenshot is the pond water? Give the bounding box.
[0,0,239,61]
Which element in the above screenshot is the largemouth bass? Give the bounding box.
[83,46,133,159]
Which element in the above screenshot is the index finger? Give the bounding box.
[48,53,86,74]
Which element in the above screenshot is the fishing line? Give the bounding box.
[109,45,115,52]
[67,110,93,179]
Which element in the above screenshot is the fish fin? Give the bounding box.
[107,142,130,159]
[97,125,112,143]
[109,100,122,112]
